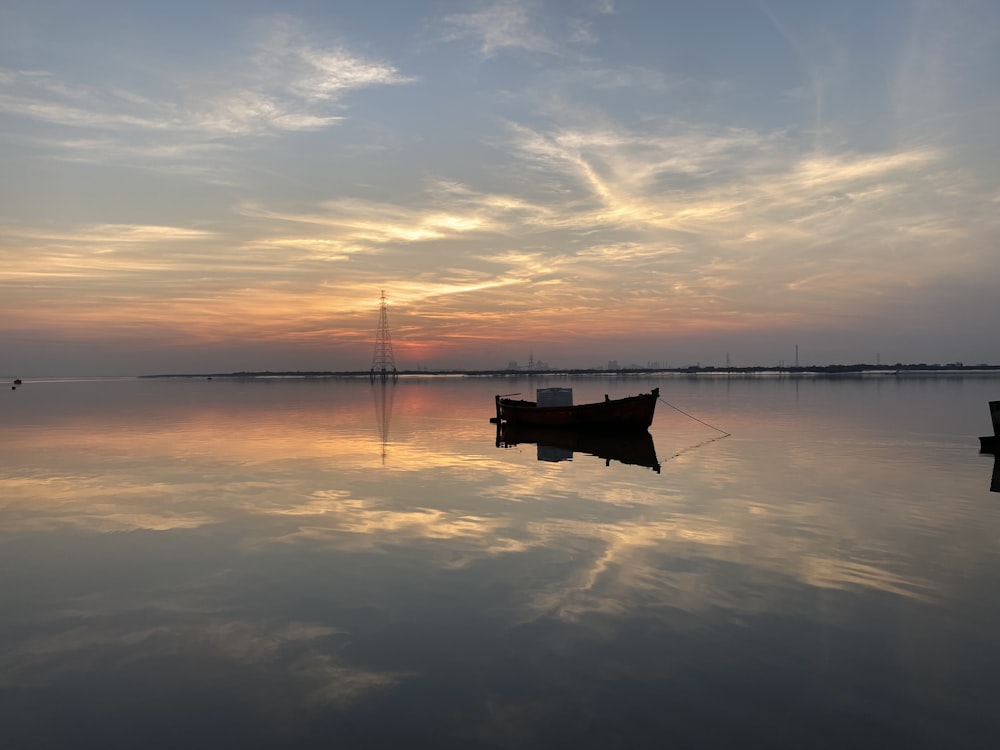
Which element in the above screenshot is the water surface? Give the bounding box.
[2,375,998,748]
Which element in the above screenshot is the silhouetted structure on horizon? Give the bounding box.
[370,290,398,384]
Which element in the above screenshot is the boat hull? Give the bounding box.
[496,388,658,429]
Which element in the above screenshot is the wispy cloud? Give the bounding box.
[440,0,557,57]
[252,15,413,103]
[0,17,411,145]
[438,0,612,58]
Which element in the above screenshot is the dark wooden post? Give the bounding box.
[980,401,1000,453]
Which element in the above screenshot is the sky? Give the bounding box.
[1,0,999,376]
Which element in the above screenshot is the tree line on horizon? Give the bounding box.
[140,362,1000,379]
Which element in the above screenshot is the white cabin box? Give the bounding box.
[536,387,573,407]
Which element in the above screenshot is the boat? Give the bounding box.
[494,387,658,429]
[497,422,661,472]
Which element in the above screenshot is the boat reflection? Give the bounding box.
[496,423,661,473]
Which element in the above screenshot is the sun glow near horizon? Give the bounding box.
[1,1,999,375]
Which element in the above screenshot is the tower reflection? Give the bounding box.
[371,381,396,464]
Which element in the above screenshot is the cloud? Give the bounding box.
[440,0,556,57]
[253,15,413,102]
[1,2,997,371]
[0,17,412,145]
[891,0,1000,139]
[0,71,177,130]
[438,0,612,58]
[237,179,544,249]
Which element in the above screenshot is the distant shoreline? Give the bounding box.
[138,364,1000,379]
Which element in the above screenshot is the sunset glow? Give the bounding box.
[2,1,998,375]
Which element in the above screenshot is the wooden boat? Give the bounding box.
[495,387,658,429]
[497,422,661,472]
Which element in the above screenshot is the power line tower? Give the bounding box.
[370,290,398,383]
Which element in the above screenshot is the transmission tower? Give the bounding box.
[370,290,398,383]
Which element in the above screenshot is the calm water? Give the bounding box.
[2,374,999,749]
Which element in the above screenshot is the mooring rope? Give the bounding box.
[654,396,732,462]
[658,396,731,437]
[662,434,732,462]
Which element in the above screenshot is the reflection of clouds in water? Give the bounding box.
[265,491,529,559]
[247,477,935,622]
[481,457,939,611]
[0,474,220,532]
[2,453,937,617]
[801,557,933,602]
[0,380,959,635]
[0,616,405,708]
[516,519,936,627]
